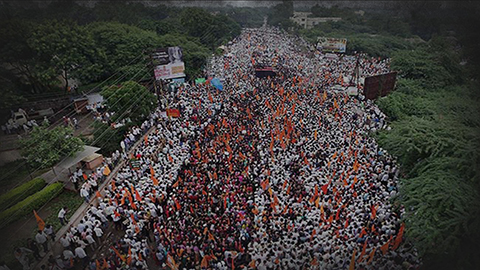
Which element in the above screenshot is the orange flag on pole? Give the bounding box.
[33,210,45,231]
[150,165,159,186]
[371,204,377,220]
[133,186,142,202]
[380,240,390,255]
[367,248,376,265]
[174,198,181,211]
[127,246,132,265]
[358,241,367,262]
[208,231,215,241]
[349,249,356,270]
[103,166,111,176]
[392,223,405,250]
[112,247,126,262]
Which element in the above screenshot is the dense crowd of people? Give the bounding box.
[34,26,419,270]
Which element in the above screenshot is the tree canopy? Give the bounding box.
[20,124,84,169]
[100,80,156,124]
[374,35,480,269]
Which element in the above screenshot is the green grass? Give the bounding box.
[42,189,84,233]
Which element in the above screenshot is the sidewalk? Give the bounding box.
[34,126,157,269]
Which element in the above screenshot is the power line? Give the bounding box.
[2,77,155,231]
[0,59,150,184]
[0,67,151,211]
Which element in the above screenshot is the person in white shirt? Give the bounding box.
[63,249,75,260]
[77,221,86,233]
[93,226,103,240]
[80,188,90,203]
[44,224,55,242]
[85,233,96,251]
[35,230,48,253]
[74,245,89,267]
[60,235,71,249]
[58,207,67,226]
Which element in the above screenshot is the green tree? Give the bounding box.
[20,124,84,169]
[374,32,480,269]
[179,7,241,50]
[267,0,294,29]
[101,81,156,124]
[86,21,162,81]
[0,19,56,94]
[90,121,133,156]
[28,19,103,92]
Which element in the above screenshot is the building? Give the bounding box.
[290,11,342,29]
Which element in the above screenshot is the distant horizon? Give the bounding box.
[0,0,407,10]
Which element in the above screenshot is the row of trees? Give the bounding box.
[0,2,241,111]
[375,37,480,269]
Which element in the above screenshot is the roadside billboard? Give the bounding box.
[152,47,185,80]
[317,37,347,53]
[363,72,398,100]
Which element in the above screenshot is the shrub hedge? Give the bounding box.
[0,183,63,229]
[0,178,46,212]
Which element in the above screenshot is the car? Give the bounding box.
[12,111,28,126]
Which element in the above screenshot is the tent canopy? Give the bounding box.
[55,145,100,170]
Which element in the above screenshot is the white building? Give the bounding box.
[290,11,342,29]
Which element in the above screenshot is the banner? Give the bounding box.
[152,47,185,80]
[317,37,347,53]
[166,108,181,118]
[364,72,398,100]
[195,78,206,84]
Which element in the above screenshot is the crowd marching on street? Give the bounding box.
[24,26,420,270]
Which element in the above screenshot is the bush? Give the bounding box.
[43,190,84,233]
[0,183,63,229]
[0,178,46,212]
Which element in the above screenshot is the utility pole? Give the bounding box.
[147,50,162,108]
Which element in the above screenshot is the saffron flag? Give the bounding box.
[380,240,390,255]
[112,247,126,262]
[33,210,45,231]
[321,183,329,194]
[127,246,132,265]
[358,241,367,262]
[150,165,159,186]
[367,248,376,265]
[103,166,111,176]
[371,204,377,220]
[392,223,405,250]
[134,187,142,202]
[174,198,181,211]
[349,249,356,270]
